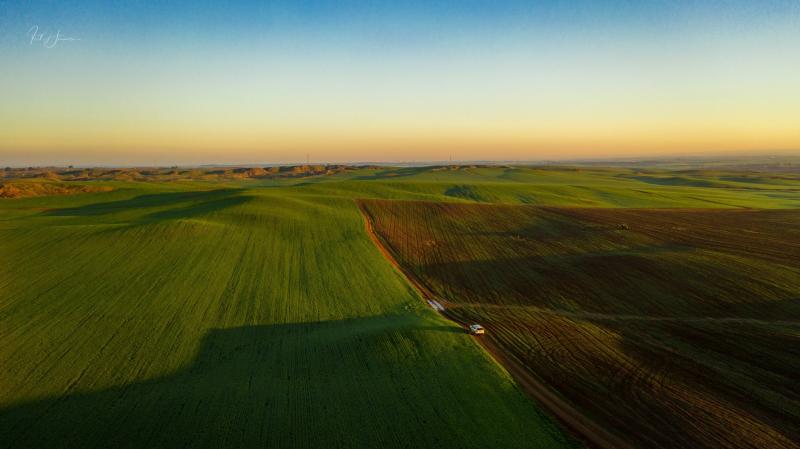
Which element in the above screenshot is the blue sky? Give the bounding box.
[1,1,798,165]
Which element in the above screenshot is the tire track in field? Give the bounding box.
[356,199,634,449]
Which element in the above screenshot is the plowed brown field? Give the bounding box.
[359,200,800,449]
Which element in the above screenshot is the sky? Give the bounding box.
[1,0,799,166]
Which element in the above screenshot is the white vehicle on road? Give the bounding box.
[468,324,485,335]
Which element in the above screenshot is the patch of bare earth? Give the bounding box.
[358,199,800,449]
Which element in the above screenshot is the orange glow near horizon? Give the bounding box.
[3,109,798,165]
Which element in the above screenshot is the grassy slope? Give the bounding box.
[359,199,800,449]
[2,165,799,448]
[0,184,575,449]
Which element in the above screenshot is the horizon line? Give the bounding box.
[4,152,800,170]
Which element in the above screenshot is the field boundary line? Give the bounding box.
[356,200,438,301]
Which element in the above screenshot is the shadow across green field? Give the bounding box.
[0,314,501,449]
[624,175,722,188]
[351,167,432,181]
[145,195,251,221]
[45,189,245,218]
[444,185,485,201]
[40,189,255,229]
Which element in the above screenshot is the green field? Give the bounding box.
[2,165,800,448]
[0,182,580,449]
